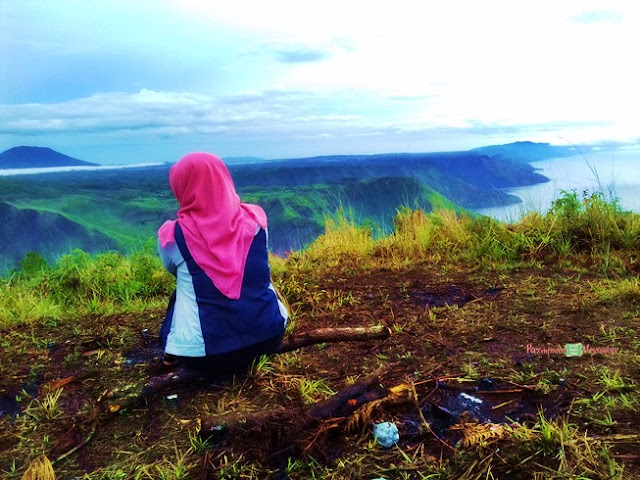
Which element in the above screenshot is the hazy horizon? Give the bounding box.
[4,141,640,168]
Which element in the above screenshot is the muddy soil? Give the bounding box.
[1,264,639,478]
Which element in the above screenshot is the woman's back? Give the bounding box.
[160,222,287,357]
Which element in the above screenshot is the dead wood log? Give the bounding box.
[277,325,389,353]
[58,327,392,466]
[306,364,391,420]
[200,363,398,434]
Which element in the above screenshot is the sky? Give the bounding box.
[1,0,639,164]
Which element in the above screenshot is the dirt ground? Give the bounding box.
[1,262,639,478]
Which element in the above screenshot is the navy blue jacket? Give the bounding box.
[159,222,288,356]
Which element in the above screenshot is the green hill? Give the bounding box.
[0,142,552,271]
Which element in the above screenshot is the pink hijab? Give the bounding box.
[158,152,267,299]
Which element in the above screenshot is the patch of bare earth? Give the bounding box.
[2,263,639,478]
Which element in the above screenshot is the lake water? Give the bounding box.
[0,163,164,176]
[474,149,640,222]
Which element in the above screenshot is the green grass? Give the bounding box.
[10,198,149,247]
[2,190,639,327]
[0,245,173,327]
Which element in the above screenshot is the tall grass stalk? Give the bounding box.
[302,212,376,269]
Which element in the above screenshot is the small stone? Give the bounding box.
[479,378,495,389]
[373,421,399,448]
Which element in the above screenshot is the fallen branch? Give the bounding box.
[50,325,394,468]
[277,325,389,353]
[200,363,398,434]
[202,405,292,428]
[52,389,108,466]
[598,434,640,443]
[53,422,97,465]
[306,364,394,420]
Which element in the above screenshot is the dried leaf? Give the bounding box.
[21,454,56,480]
[46,376,77,390]
[346,383,414,432]
[452,422,508,448]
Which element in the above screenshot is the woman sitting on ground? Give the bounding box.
[157,152,288,374]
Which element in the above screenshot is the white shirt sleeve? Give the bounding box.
[158,239,178,277]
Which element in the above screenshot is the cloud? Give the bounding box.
[1,86,634,162]
[0,89,360,138]
[0,87,621,144]
[570,10,624,24]
[274,47,330,63]
[241,39,337,64]
[387,94,439,102]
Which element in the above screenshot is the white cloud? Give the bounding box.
[0,89,367,138]
[2,85,629,150]
[249,41,334,63]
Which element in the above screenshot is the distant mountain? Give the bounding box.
[228,149,548,208]
[0,146,98,169]
[471,141,582,163]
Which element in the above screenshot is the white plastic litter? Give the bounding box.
[460,392,483,404]
[373,421,399,448]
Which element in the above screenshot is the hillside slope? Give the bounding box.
[244,176,460,251]
[0,202,116,270]
[229,150,548,205]
[471,141,580,163]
